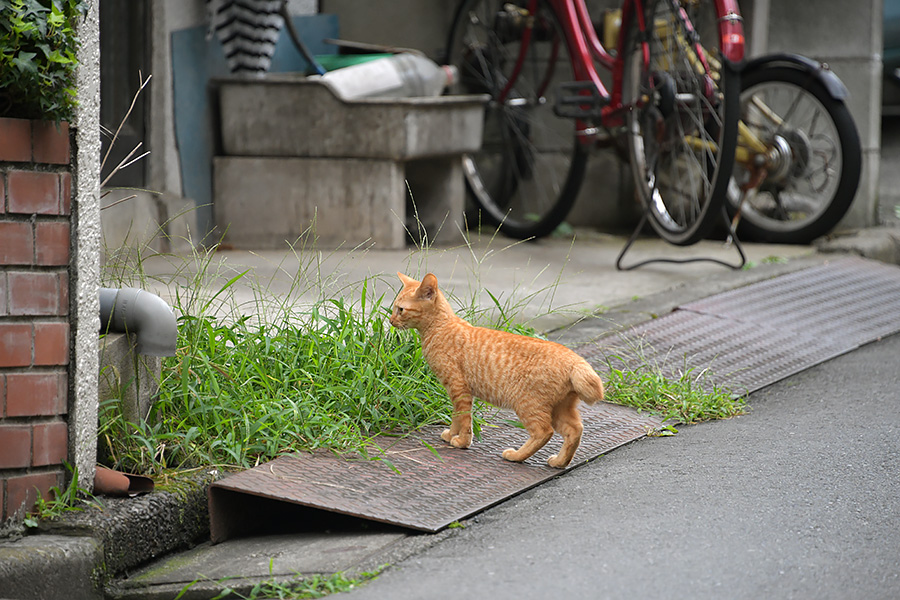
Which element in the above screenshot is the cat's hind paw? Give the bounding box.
[440,429,453,443]
[547,454,570,469]
[450,434,471,449]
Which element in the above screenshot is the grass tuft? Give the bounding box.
[101,284,452,474]
[604,357,746,425]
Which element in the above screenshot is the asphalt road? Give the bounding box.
[347,333,900,600]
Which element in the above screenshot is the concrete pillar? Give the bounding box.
[73,1,102,490]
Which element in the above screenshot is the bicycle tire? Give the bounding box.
[621,0,741,246]
[726,65,862,244]
[446,0,587,240]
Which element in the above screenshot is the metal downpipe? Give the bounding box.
[99,287,177,357]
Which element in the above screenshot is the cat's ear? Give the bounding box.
[418,273,439,300]
[397,272,417,286]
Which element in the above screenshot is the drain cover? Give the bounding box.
[209,402,662,538]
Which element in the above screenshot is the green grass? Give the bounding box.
[100,283,453,474]
[97,225,575,475]
[24,462,103,528]
[604,360,746,425]
[98,229,746,477]
[177,566,383,600]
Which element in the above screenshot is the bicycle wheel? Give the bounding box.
[726,65,862,244]
[446,0,587,240]
[621,0,740,245]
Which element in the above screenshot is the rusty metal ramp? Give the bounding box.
[209,257,900,538]
[209,402,662,539]
[579,257,900,395]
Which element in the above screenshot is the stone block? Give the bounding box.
[215,155,464,249]
[98,332,162,426]
[217,76,485,160]
[214,78,482,248]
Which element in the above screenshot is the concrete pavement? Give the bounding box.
[134,230,819,334]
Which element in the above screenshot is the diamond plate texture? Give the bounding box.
[209,402,661,537]
[579,257,900,395]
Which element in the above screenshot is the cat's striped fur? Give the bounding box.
[390,272,605,468]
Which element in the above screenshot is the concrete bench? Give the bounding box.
[213,75,486,249]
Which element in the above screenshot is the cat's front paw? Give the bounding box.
[440,429,453,443]
[450,434,471,449]
[502,448,523,462]
[547,454,569,469]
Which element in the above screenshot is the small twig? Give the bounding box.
[101,146,151,188]
[100,71,152,174]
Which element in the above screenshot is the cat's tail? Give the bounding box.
[570,361,605,405]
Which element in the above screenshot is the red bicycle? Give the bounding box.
[446,0,745,245]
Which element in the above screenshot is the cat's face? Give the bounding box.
[390,272,437,330]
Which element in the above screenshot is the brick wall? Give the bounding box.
[0,117,73,523]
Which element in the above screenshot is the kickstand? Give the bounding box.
[615,207,747,271]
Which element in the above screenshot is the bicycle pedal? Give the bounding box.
[553,81,607,119]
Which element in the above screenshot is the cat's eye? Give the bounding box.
[397,307,404,314]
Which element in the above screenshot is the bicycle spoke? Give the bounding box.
[447,0,584,239]
[623,0,738,245]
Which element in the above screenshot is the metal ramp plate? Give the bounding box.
[579,257,900,396]
[210,402,662,539]
[209,257,900,538]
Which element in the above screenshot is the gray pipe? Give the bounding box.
[99,288,177,356]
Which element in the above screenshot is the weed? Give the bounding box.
[98,225,743,476]
[25,463,103,528]
[604,355,746,424]
[742,255,788,270]
[101,287,452,473]
[177,563,383,599]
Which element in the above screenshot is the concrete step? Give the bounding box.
[0,471,214,600]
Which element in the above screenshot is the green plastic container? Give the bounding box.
[313,53,394,73]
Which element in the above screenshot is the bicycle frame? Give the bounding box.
[503,0,745,129]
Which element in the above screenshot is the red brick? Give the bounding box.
[32,121,70,165]
[9,271,66,315]
[32,421,67,466]
[60,172,71,216]
[0,322,32,367]
[33,322,69,366]
[0,271,7,316]
[0,424,31,468]
[0,117,32,162]
[0,373,5,416]
[6,471,61,519]
[0,220,34,264]
[35,221,70,265]
[7,171,61,215]
[7,271,64,316]
[6,371,67,417]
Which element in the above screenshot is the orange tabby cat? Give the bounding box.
[390,272,605,468]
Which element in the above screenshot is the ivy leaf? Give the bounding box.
[47,49,72,64]
[11,51,37,73]
[48,3,65,28]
